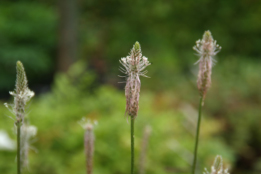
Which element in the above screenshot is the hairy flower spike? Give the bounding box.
[193,31,221,102]
[119,42,151,118]
[5,61,34,124]
[203,155,229,174]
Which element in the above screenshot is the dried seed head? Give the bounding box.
[119,42,150,118]
[5,61,34,124]
[203,155,230,174]
[193,31,221,102]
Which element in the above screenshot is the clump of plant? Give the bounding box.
[119,41,151,174]
[192,31,221,174]
[4,61,35,174]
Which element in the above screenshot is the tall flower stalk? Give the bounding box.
[4,61,34,174]
[20,123,37,169]
[119,42,150,174]
[192,31,221,174]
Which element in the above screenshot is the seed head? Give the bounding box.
[203,155,229,174]
[193,31,221,102]
[119,42,150,118]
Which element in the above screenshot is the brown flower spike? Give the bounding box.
[119,42,150,118]
[193,31,221,102]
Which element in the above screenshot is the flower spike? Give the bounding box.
[193,31,221,102]
[119,42,150,118]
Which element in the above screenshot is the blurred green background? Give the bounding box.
[0,0,261,174]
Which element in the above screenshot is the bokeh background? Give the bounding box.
[0,0,261,174]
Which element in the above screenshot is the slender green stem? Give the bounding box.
[192,97,203,174]
[130,117,135,174]
[16,121,21,174]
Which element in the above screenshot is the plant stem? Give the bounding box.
[192,97,203,174]
[130,117,135,174]
[16,121,21,174]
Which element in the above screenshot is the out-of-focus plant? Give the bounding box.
[20,123,37,170]
[79,119,95,174]
[203,155,229,174]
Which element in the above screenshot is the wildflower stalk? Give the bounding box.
[119,42,150,174]
[5,61,34,174]
[17,122,21,174]
[131,118,135,174]
[192,96,203,174]
[191,31,221,174]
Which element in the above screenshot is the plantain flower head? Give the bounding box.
[193,31,221,102]
[119,42,150,118]
[203,155,229,174]
[4,61,34,124]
